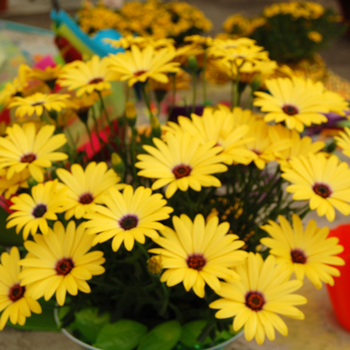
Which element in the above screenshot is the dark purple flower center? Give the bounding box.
[282,104,299,116]
[173,164,192,179]
[245,291,265,311]
[186,254,206,271]
[79,193,94,204]
[134,70,147,77]
[21,153,36,163]
[312,183,332,198]
[32,204,47,218]
[119,215,138,230]
[9,284,26,302]
[89,77,104,84]
[291,249,307,264]
[55,258,74,276]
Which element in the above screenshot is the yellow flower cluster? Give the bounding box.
[78,0,212,42]
[262,1,324,19]
[0,31,349,347]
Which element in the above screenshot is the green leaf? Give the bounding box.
[180,320,211,347]
[74,307,111,344]
[137,320,182,350]
[95,319,148,350]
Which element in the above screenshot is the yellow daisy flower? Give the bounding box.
[261,214,345,289]
[58,56,117,97]
[149,214,247,298]
[6,180,67,240]
[0,168,30,199]
[243,120,292,169]
[164,106,257,165]
[0,247,42,330]
[9,92,70,119]
[0,123,68,183]
[107,45,180,87]
[335,127,350,158]
[27,65,62,87]
[0,64,31,107]
[84,185,173,251]
[253,76,329,132]
[269,124,325,168]
[136,132,228,198]
[18,221,105,306]
[282,153,350,222]
[210,252,306,345]
[56,162,123,220]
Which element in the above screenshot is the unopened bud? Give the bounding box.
[111,153,125,178]
[188,55,198,72]
[150,116,161,138]
[147,255,162,275]
[125,101,137,127]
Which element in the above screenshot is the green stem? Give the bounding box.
[168,73,177,119]
[98,91,113,128]
[191,70,197,114]
[83,120,97,156]
[140,82,153,118]
[202,51,208,104]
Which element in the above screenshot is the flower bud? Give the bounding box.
[187,55,198,72]
[125,101,137,127]
[147,255,162,275]
[111,153,125,178]
[150,115,161,138]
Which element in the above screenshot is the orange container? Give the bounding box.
[0,0,8,13]
[327,223,350,332]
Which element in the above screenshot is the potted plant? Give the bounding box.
[0,33,348,349]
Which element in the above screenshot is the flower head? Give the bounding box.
[0,123,67,182]
[282,153,350,222]
[6,180,68,240]
[58,56,117,97]
[19,221,105,306]
[254,76,329,132]
[136,132,227,198]
[9,92,70,119]
[261,214,345,289]
[84,185,173,251]
[0,247,42,330]
[107,45,180,86]
[210,253,306,345]
[57,162,124,220]
[149,214,247,298]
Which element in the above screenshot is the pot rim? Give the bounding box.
[54,307,243,350]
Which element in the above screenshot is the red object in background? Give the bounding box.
[0,0,8,13]
[54,36,83,63]
[327,223,350,332]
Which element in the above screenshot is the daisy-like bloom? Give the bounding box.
[0,247,42,330]
[243,120,292,169]
[210,252,306,345]
[282,153,350,222]
[56,162,124,220]
[26,65,62,89]
[335,127,350,158]
[0,64,31,107]
[0,123,67,183]
[0,168,30,199]
[253,76,329,132]
[6,180,68,240]
[9,92,70,119]
[261,214,345,289]
[269,124,325,168]
[164,106,257,165]
[107,45,180,87]
[136,132,228,198]
[84,185,173,252]
[18,221,105,306]
[58,55,118,97]
[149,214,247,298]
[106,36,175,50]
